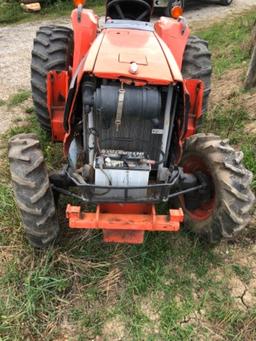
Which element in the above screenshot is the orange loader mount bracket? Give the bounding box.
[47,70,69,142]
[66,203,184,244]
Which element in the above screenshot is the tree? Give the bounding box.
[245,23,256,89]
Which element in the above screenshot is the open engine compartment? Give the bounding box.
[48,16,205,205]
[58,74,205,205]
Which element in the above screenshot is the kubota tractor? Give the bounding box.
[9,0,254,248]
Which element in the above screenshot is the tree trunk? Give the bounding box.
[245,24,256,89]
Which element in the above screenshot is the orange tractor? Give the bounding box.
[9,0,254,247]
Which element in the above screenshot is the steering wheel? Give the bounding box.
[107,0,152,21]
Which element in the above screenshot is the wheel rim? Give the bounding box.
[181,155,215,221]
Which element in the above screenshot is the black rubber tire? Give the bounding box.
[8,134,60,248]
[220,0,233,5]
[31,25,73,133]
[165,0,184,17]
[182,35,212,114]
[180,133,255,243]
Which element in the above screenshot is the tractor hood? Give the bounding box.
[83,21,182,85]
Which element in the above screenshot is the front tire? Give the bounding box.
[180,133,255,243]
[8,134,60,248]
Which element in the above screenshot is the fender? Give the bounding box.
[155,17,204,139]
[63,32,105,156]
[154,16,190,70]
[71,8,98,74]
[46,8,98,144]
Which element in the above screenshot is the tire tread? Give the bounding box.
[8,134,59,248]
[31,25,73,133]
[181,134,255,243]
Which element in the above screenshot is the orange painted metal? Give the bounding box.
[66,203,184,244]
[103,230,145,244]
[62,14,194,153]
[83,33,105,73]
[47,70,69,141]
[89,29,173,85]
[154,16,190,70]
[184,79,204,138]
[73,0,85,6]
[62,10,203,159]
[71,8,98,74]
[154,33,183,82]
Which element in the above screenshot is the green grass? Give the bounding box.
[7,89,30,107]
[202,98,256,189]
[197,9,256,77]
[232,264,253,285]
[0,9,256,341]
[0,0,105,25]
[196,10,256,188]
[25,106,34,114]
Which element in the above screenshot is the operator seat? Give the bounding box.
[106,0,154,22]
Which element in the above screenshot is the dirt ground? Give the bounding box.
[0,0,256,134]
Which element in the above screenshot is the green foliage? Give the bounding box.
[7,89,30,107]
[197,11,256,76]
[203,102,256,189]
[242,143,256,189]
[232,264,252,285]
[198,10,256,188]
[0,0,105,24]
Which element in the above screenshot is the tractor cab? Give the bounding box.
[105,0,154,21]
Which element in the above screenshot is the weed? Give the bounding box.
[7,90,30,107]
[25,107,34,114]
[197,10,256,76]
[232,264,253,285]
[242,143,256,189]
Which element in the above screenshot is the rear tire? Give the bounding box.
[180,133,255,243]
[182,35,212,114]
[8,134,60,248]
[31,25,73,133]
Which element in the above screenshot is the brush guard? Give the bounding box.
[66,203,184,244]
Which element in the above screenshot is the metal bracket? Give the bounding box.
[66,203,184,244]
[77,4,83,22]
[115,85,125,132]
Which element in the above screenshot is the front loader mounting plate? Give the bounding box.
[66,203,184,244]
